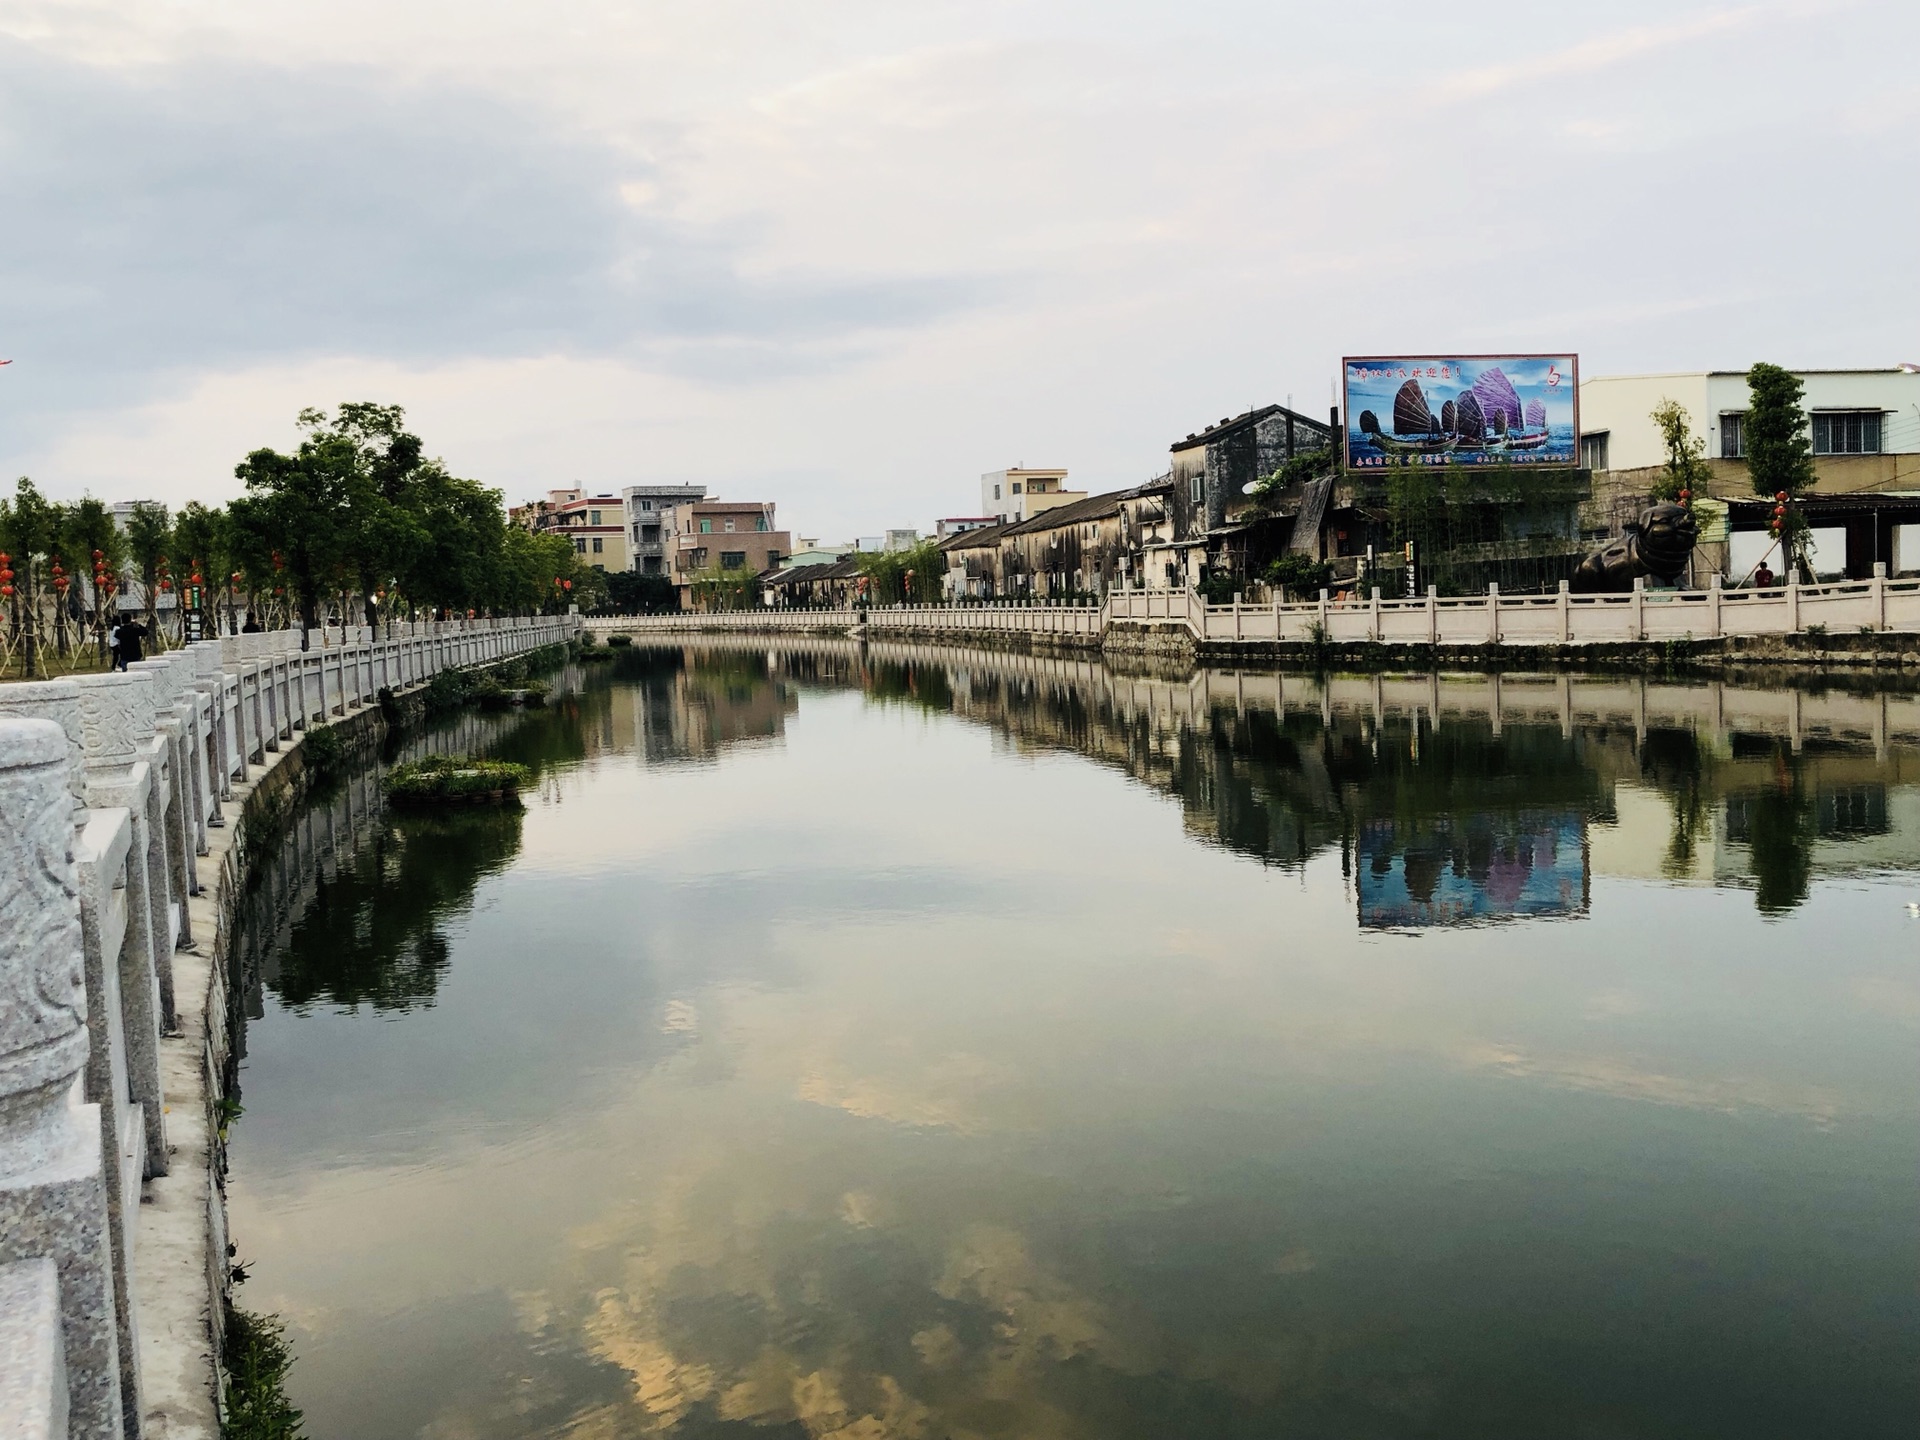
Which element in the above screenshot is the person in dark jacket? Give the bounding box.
[241,611,263,633]
[113,618,148,669]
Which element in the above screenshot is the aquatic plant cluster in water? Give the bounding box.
[384,753,532,805]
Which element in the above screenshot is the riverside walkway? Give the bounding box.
[584,568,1920,651]
[0,615,572,1440]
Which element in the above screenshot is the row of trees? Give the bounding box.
[1,404,605,674]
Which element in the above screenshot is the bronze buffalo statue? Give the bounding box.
[1571,502,1699,593]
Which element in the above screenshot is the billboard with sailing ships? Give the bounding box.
[1343,355,1579,469]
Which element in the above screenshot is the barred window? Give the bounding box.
[1719,413,1746,459]
[1812,411,1882,455]
[720,551,747,570]
[1579,431,1610,471]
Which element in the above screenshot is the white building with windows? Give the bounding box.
[1579,367,1920,580]
[1578,368,1920,478]
[979,467,1085,525]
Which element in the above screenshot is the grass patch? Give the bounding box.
[222,1306,304,1440]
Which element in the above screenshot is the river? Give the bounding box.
[223,643,1920,1439]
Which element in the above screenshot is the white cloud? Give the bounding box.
[2,0,1916,541]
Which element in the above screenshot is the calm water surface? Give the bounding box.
[225,645,1920,1439]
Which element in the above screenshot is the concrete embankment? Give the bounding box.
[1185,628,1920,681]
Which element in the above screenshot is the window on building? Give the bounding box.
[993,484,1001,500]
[756,515,769,532]
[574,537,586,553]
[1189,473,1203,504]
[700,518,712,533]
[1011,482,1023,494]
[592,537,604,553]
[641,525,659,543]
[1812,411,1883,455]
[720,551,746,569]
[1720,413,1746,459]
[765,550,781,566]
[643,555,662,574]
[589,510,601,525]
[724,518,736,532]
[1579,431,1610,471]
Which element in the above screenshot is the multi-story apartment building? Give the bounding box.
[980,467,1085,526]
[622,484,708,574]
[663,499,792,606]
[508,488,630,571]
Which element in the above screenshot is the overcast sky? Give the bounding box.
[2,0,1915,540]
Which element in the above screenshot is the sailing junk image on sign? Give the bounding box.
[1343,355,1579,469]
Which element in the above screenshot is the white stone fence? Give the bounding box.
[584,569,1920,648]
[0,615,572,1439]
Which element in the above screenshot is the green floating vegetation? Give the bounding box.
[384,753,532,806]
[605,632,634,647]
[474,675,552,709]
[222,1306,304,1440]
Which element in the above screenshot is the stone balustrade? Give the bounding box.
[0,615,573,1439]
[584,567,1920,650]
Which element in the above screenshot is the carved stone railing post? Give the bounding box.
[126,662,199,935]
[0,1258,69,1440]
[70,674,170,1178]
[0,718,127,1440]
[0,685,149,1421]
[188,642,233,810]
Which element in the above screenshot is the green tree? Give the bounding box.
[606,570,677,614]
[303,404,431,632]
[172,501,228,641]
[1745,363,1816,498]
[63,496,126,663]
[0,478,63,675]
[124,501,174,641]
[403,467,509,617]
[856,539,944,605]
[232,437,353,646]
[1649,399,1712,503]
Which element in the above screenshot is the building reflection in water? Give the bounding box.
[639,638,1919,923]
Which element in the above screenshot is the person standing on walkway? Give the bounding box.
[114,616,148,669]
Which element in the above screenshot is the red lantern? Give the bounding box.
[562,579,572,591]
[231,572,243,584]
[92,549,102,560]
[1,585,12,598]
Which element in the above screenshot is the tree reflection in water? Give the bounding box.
[270,806,524,1012]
